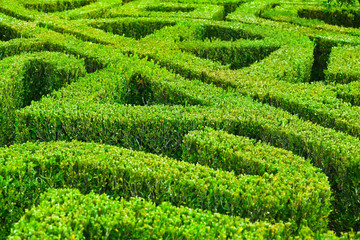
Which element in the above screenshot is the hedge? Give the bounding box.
[14,56,360,232]
[0,51,86,146]
[103,0,225,20]
[55,0,123,20]
[227,0,360,38]
[8,188,296,239]
[325,45,360,84]
[1,0,360,234]
[298,6,360,28]
[177,38,279,70]
[182,128,331,232]
[89,17,177,40]
[0,140,326,237]
[0,38,47,60]
[22,0,97,13]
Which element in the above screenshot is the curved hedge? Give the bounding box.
[8,188,295,239]
[182,128,331,232]
[0,140,327,237]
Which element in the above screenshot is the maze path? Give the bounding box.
[0,0,359,237]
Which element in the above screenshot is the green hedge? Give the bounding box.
[54,0,123,20]
[0,22,24,42]
[336,81,360,106]
[182,128,331,232]
[298,7,360,28]
[1,1,360,235]
[8,188,296,239]
[0,38,46,60]
[0,51,86,146]
[124,21,360,143]
[22,0,97,13]
[177,38,279,70]
[14,56,360,233]
[0,0,42,21]
[103,0,225,20]
[1,11,360,231]
[229,0,360,38]
[89,17,177,40]
[325,45,360,84]
[0,140,325,237]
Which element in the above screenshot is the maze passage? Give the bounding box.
[1,0,360,238]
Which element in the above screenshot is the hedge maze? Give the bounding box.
[0,0,360,238]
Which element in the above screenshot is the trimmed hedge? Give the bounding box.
[298,6,360,28]
[336,81,360,106]
[182,128,331,232]
[177,38,279,70]
[14,55,360,233]
[104,0,225,20]
[0,140,326,237]
[0,51,86,146]
[325,45,360,84]
[0,0,43,21]
[8,188,296,239]
[1,0,360,235]
[0,38,47,60]
[55,0,123,20]
[89,17,177,40]
[22,0,97,13]
[1,11,360,231]
[228,0,360,38]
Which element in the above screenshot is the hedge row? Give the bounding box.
[298,6,360,28]
[0,14,126,71]
[35,11,360,232]
[0,140,325,237]
[0,0,240,22]
[153,0,244,16]
[0,51,86,146]
[226,0,279,25]
[0,0,42,21]
[55,0,123,20]
[182,128,331,232]
[0,0,123,21]
[8,188,338,239]
[336,81,360,106]
[227,0,360,39]
[103,0,225,21]
[0,51,85,108]
[14,54,360,232]
[136,22,360,139]
[0,38,47,60]
[112,20,360,142]
[0,23,23,42]
[22,0,97,13]
[89,17,177,40]
[177,38,279,70]
[325,45,360,84]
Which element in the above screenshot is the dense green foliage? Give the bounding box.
[0,0,360,238]
[0,140,329,238]
[8,188,295,239]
